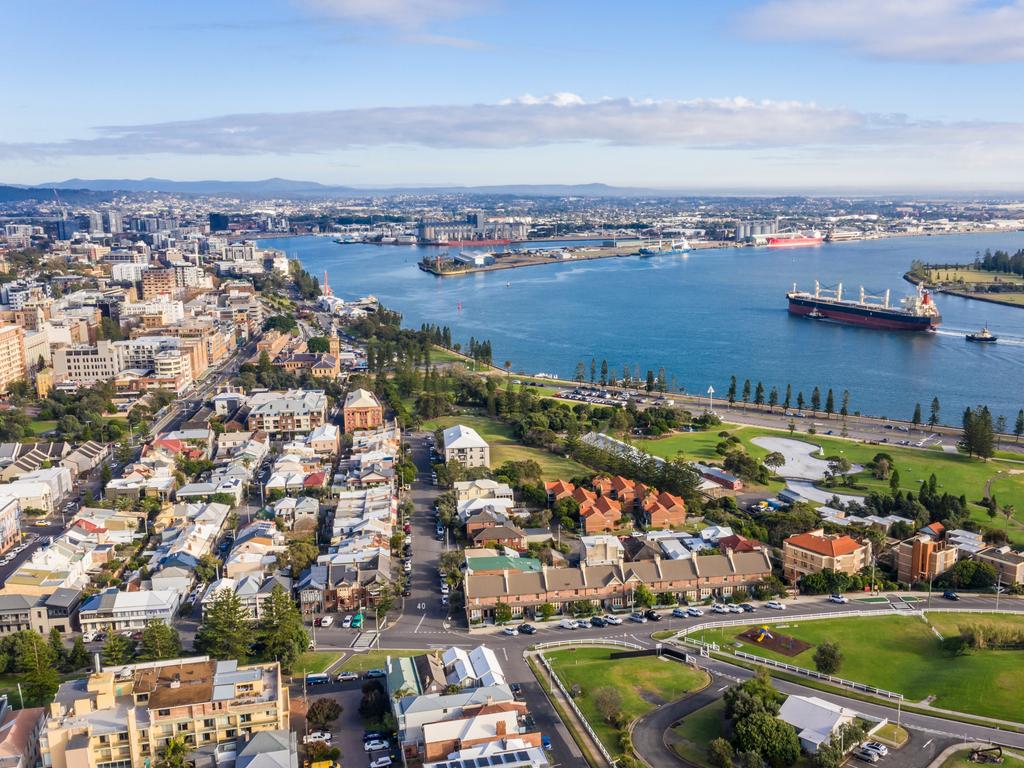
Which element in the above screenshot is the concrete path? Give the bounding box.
[752,435,863,505]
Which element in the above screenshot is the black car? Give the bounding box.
[522,714,536,730]
[590,616,606,627]
[644,609,662,621]
[517,623,537,635]
[510,683,523,699]
[401,588,412,597]
[740,603,756,613]
[943,590,960,601]
[363,731,385,743]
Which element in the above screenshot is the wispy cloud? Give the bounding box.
[295,0,491,47]
[742,0,1024,62]
[2,94,1021,159]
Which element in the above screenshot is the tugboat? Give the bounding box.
[966,324,998,343]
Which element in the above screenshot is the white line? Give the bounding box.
[503,647,509,661]
[717,685,728,693]
[922,739,933,750]
[414,614,426,633]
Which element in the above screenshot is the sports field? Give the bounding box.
[695,614,1024,722]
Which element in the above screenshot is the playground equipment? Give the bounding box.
[753,626,774,643]
[970,747,1003,764]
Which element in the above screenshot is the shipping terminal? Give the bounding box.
[787,281,941,331]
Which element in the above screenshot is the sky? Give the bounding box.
[4,0,1024,191]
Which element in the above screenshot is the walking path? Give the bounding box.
[752,435,863,504]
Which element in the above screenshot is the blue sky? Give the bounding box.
[5,0,1024,190]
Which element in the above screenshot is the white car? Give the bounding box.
[576,618,592,629]
[603,614,623,625]
[319,615,334,627]
[369,758,394,768]
[503,626,519,636]
[686,607,704,617]
[403,561,412,573]
[440,583,450,594]
[303,732,332,745]
[82,631,96,643]
[559,618,579,630]
[828,594,849,604]
[364,739,390,752]
[342,615,353,628]
[727,604,743,614]
[765,600,786,610]
[712,604,728,614]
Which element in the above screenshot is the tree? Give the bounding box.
[139,621,181,661]
[255,584,308,672]
[825,388,834,417]
[796,391,805,411]
[15,631,60,706]
[645,370,656,392]
[763,452,786,472]
[754,382,765,407]
[811,387,821,414]
[101,633,135,667]
[48,627,65,668]
[155,735,189,768]
[99,463,112,490]
[1016,409,1024,442]
[889,468,901,492]
[732,712,800,768]
[67,635,90,670]
[930,397,941,427]
[783,384,792,411]
[590,358,596,384]
[307,697,343,729]
[593,686,623,724]
[633,583,654,608]
[741,379,751,404]
[768,387,779,412]
[600,359,608,386]
[306,336,331,353]
[812,641,843,674]
[724,669,782,720]
[194,554,221,583]
[840,389,850,418]
[539,602,556,620]
[114,440,134,465]
[494,601,513,625]
[727,376,737,405]
[709,738,735,768]
[912,403,922,429]
[574,361,585,383]
[196,588,251,662]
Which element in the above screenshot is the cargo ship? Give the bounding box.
[422,237,513,247]
[787,281,941,331]
[768,232,824,249]
[639,238,691,257]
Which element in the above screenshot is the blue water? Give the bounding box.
[263,233,1024,422]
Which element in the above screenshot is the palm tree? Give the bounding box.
[1004,504,1016,532]
[156,735,189,768]
[504,360,512,378]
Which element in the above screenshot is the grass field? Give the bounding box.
[641,422,1024,542]
[28,419,57,435]
[420,414,589,480]
[942,749,1024,768]
[669,699,726,768]
[695,614,1024,722]
[336,649,420,672]
[927,611,1024,637]
[926,268,1024,285]
[292,651,343,675]
[546,647,709,757]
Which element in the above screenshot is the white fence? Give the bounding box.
[534,638,644,652]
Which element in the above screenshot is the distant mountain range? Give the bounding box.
[32,178,668,198]
[0,185,114,204]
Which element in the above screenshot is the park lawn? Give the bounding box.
[927,611,1024,637]
[420,414,589,480]
[292,651,343,675]
[926,268,1024,285]
[694,615,1024,722]
[669,699,726,768]
[336,649,420,673]
[942,750,1024,768]
[429,346,473,366]
[28,419,57,435]
[546,647,709,758]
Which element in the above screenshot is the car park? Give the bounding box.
[629,612,648,623]
[503,626,519,636]
[828,594,848,604]
[862,743,889,757]
[518,623,536,634]
[603,614,623,625]
[364,739,390,752]
[765,600,786,610]
[336,671,359,682]
[686,607,704,617]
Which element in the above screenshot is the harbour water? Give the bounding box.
[263,232,1024,423]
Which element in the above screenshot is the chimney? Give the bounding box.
[93,652,102,673]
[486,695,494,706]
[496,719,507,736]
[725,547,736,572]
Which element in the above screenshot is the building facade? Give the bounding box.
[782,530,871,583]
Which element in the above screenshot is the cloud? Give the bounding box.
[295,0,490,46]
[1,94,1021,159]
[742,0,1024,62]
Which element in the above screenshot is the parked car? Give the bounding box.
[559,618,579,630]
[342,615,353,628]
[686,607,704,617]
[765,600,786,610]
[853,748,880,763]
[522,714,536,730]
[441,595,449,606]
[712,604,728,614]
[576,618,592,629]
[351,614,363,628]
[644,609,662,621]
[828,594,849,604]
[336,671,359,682]
[541,736,552,751]
[403,523,412,534]
[369,757,393,768]
[727,604,743,614]
[943,590,960,601]
[303,732,332,745]
[629,612,648,623]
[440,583,450,594]
[590,616,607,627]
[503,626,519,636]
[365,668,386,679]
[518,623,537,634]
[604,614,623,625]
[319,615,334,627]
[364,739,390,752]
[82,631,96,643]
[510,683,523,699]
[403,561,412,573]
[862,743,889,757]
[401,587,411,597]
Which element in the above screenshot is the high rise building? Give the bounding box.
[209,213,230,232]
[0,326,27,394]
[105,210,124,234]
[86,213,104,233]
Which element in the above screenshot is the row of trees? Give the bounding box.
[726,377,851,419]
[573,359,674,393]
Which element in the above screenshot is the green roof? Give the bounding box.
[465,556,542,574]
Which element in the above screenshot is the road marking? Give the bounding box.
[414,614,426,633]
[503,647,509,661]
[717,685,729,693]
[922,740,933,750]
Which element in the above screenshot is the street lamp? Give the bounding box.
[706,386,715,413]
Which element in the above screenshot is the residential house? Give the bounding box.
[642,491,687,529]
[343,389,384,433]
[442,425,490,468]
[782,530,871,583]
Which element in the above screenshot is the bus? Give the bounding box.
[305,673,330,686]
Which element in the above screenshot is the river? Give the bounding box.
[260,232,1024,423]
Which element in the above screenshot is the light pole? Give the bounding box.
[706,386,715,414]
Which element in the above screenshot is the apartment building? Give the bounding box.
[40,657,289,768]
[0,495,20,554]
[782,530,871,583]
[443,425,490,468]
[53,340,121,386]
[0,326,26,394]
[246,390,327,437]
[975,546,1024,585]
[343,388,384,433]
[895,534,958,585]
[78,588,181,633]
[141,268,178,299]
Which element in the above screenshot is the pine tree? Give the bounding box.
[929,397,941,427]
[741,379,751,404]
[811,387,821,413]
[727,376,737,405]
[48,627,65,669]
[574,361,585,383]
[768,386,779,411]
[797,391,805,411]
[645,370,656,392]
[590,358,596,384]
[67,635,90,670]
[599,360,608,386]
[912,403,922,429]
[196,589,251,662]
[754,382,765,407]
[101,633,135,667]
[840,389,850,418]
[783,384,792,410]
[255,584,309,673]
[825,388,834,416]
[15,631,59,706]
[1015,409,1024,443]
[138,621,182,661]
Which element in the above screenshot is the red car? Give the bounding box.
[403,523,412,534]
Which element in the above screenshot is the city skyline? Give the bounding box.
[6,0,1024,189]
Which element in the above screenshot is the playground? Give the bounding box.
[737,626,811,657]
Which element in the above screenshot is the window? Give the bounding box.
[158,709,170,717]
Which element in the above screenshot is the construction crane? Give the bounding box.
[52,188,68,221]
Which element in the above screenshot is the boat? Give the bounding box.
[966,325,998,343]
[639,238,691,257]
[787,281,941,331]
[768,232,824,249]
